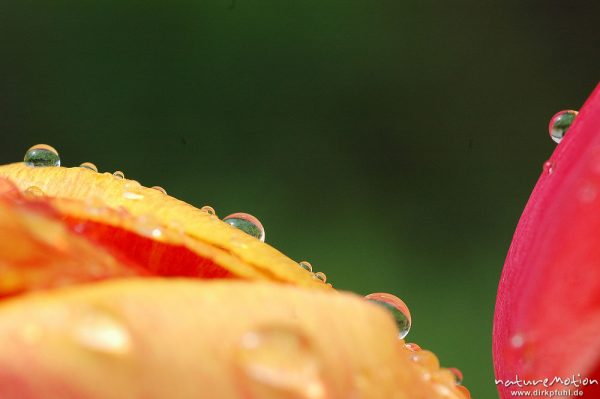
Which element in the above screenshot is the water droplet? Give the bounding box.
[409,350,440,371]
[71,310,131,356]
[24,186,45,197]
[365,292,412,339]
[511,333,524,348]
[113,171,125,179]
[543,160,555,175]
[201,205,216,216]
[448,367,463,384]
[549,109,578,143]
[223,212,265,242]
[405,342,421,351]
[23,144,60,167]
[151,186,167,195]
[79,162,98,172]
[299,261,313,272]
[122,181,145,201]
[313,272,327,283]
[237,325,326,399]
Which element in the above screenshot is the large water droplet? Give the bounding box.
[24,144,60,167]
[223,212,265,242]
[299,261,313,272]
[365,292,412,339]
[113,171,125,179]
[549,110,578,144]
[79,162,98,172]
[237,325,326,399]
[71,310,132,356]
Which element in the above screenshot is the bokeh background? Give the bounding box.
[0,1,598,397]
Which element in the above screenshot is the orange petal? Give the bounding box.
[0,163,470,398]
[0,163,327,288]
[0,279,468,399]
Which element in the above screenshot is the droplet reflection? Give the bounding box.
[24,144,60,167]
[549,110,578,144]
[299,261,313,272]
[223,212,265,242]
[365,292,412,339]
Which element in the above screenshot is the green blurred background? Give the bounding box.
[0,1,598,397]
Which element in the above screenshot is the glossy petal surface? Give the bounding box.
[494,83,600,398]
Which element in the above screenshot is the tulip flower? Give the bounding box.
[494,83,600,398]
[0,161,469,398]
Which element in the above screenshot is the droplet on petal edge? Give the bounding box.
[448,367,463,384]
[113,171,125,179]
[549,109,578,144]
[299,261,313,272]
[365,292,412,339]
[223,212,265,242]
[313,272,327,283]
[543,160,554,175]
[151,186,167,195]
[23,144,60,167]
[405,343,421,351]
[236,325,326,399]
[201,206,216,216]
[409,350,440,371]
[79,162,98,172]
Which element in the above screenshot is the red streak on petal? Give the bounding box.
[63,217,233,279]
[0,183,234,300]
